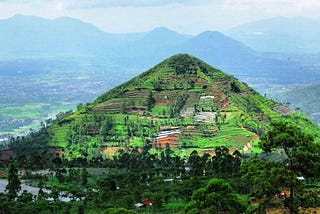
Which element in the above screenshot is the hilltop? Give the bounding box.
[8,54,320,159]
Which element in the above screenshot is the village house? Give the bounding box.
[200,95,215,99]
[194,112,216,123]
[152,129,181,148]
[279,190,290,197]
[135,198,153,208]
[273,105,294,115]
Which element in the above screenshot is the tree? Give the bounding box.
[152,79,162,91]
[164,143,173,165]
[221,113,227,124]
[187,79,195,88]
[188,150,203,176]
[212,147,240,177]
[230,81,241,93]
[6,163,21,200]
[100,178,117,192]
[259,120,320,213]
[82,167,89,187]
[185,178,247,213]
[241,156,288,211]
[100,116,114,141]
[146,91,155,111]
[77,103,84,111]
[37,178,48,200]
[17,190,33,203]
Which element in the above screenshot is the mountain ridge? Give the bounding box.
[0,14,305,84]
[226,16,320,53]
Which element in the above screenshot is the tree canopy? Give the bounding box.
[258,120,320,213]
[260,120,320,178]
[6,163,21,200]
[185,178,247,213]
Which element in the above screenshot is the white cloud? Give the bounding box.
[7,0,201,9]
[54,2,65,11]
[65,0,191,8]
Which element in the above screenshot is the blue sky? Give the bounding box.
[0,0,320,34]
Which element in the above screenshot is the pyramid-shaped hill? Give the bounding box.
[40,54,320,158]
[92,54,285,122]
[95,54,239,110]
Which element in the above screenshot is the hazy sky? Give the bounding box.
[0,0,320,34]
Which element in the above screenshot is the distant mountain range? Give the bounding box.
[0,14,310,84]
[2,14,320,133]
[226,16,320,53]
[0,14,119,57]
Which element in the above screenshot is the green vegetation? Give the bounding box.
[0,102,76,135]
[185,178,247,213]
[2,54,320,213]
[1,146,247,213]
[6,54,320,160]
[260,120,320,213]
[5,163,21,200]
[2,124,320,213]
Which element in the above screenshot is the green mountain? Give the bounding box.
[274,84,320,124]
[9,54,320,158]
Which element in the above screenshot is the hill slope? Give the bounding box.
[274,84,320,124]
[8,54,320,158]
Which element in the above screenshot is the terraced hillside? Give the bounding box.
[8,54,320,159]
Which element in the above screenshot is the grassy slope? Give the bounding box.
[20,54,320,158]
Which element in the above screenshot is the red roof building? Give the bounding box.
[152,129,181,148]
[280,190,290,196]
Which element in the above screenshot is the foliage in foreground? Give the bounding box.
[2,120,320,213]
[185,178,247,213]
